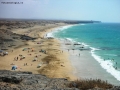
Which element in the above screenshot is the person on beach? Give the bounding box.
[35,55,38,58]
[20,58,22,60]
[34,58,37,61]
[3,52,8,56]
[79,53,80,56]
[19,55,22,57]
[17,57,18,60]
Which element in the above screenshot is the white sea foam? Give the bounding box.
[46,32,53,37]
[81,42,89,47]
[90,47,120,81]
[46,25,76,38]
[59,25,74,30]
[55,25,75,32]
[81,24,86,25]
[65,38,74,42]
[65,38,87,46]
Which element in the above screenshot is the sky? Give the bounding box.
[0,0,120,22]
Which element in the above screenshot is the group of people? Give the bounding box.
[0,51,8,56]
[11,44,45,70]
[104,58,118,70]
[14,55,25,61]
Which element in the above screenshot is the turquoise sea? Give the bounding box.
[48,23,120,81]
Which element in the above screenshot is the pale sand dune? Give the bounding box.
[0,23,76,80]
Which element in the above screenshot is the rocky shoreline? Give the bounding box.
[0,70,76,90]
[0,70,120,90]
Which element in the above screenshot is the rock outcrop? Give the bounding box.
[0,70,120,90]
[0,70,78,90]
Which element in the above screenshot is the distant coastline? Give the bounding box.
[0,18,101,24]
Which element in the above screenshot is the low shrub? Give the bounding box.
[68,79,113,90]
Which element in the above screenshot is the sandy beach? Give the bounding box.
[0,21,76,81]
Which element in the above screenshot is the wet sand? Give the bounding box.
[59,39,120,85]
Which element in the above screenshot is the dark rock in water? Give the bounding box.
[74,44,81,45]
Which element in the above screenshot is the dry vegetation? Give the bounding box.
[68,79,113,90]
[38,55,59,77]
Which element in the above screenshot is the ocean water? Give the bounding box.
[48,23,120,81]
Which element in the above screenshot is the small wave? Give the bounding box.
[90,47,101,51]
[65,38,74,42]
[64,38,77,43]
[46,25,76,38]
[90,47,120,81]
[105,54,117,56]
[63,38,90,47]
[57,25,75,31]
[100,47,110,50]
[80,24,86,25]
[82,43,90,47]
